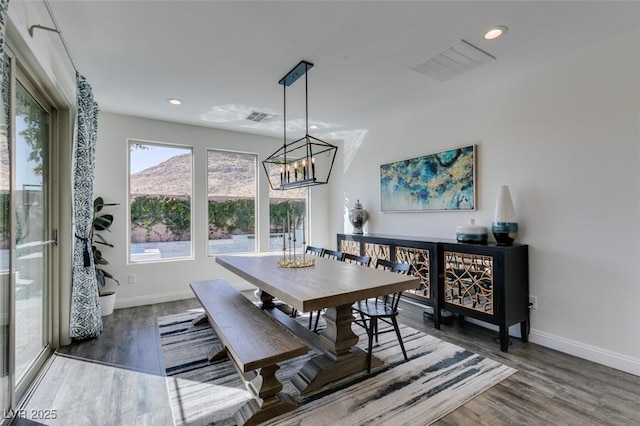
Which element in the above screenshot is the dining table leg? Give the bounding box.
[254,288,276,309]
[291,303,383,395]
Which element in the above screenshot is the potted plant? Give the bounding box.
[92,196,120,316]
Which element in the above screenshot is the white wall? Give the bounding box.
[331,28,640,375]
[95,113,333,307]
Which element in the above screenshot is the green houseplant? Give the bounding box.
[92,197,119,315]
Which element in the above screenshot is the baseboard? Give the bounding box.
[114,290,195,309]
[528,329,640,377]
[114,281,258,310]
[461,317,639,377]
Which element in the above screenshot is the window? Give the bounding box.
[129,141,192,262]
[207,150,257,255]
[269,184,307,252]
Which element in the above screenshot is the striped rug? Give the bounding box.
[159,309,515,426]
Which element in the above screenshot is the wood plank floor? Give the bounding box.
[16,297,640,425]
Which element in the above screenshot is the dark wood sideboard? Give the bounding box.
[337,233,529,352]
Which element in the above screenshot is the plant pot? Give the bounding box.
[99,291,116,316]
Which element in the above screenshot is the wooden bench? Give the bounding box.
[190,279,308,426]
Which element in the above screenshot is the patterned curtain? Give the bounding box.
[70,72,102,339]
[0,0,8,58]
[0,0,9,128]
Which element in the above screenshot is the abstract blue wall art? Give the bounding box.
[380,145,476,211]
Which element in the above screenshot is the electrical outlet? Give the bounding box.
[128,274,136,285]
[529,296,537,310]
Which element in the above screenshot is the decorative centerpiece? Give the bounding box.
[349,199,368,234]
[277,256,315,268]
[278,212,315,268]
[456,219,488,244]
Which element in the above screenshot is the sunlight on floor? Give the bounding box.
[19,354,173,425]
[168,376,251,425]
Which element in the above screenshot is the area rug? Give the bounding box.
[159,309,515,426]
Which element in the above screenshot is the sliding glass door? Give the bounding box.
[14,79,52,384]
[0,50,54,412]
[0,54,10,416]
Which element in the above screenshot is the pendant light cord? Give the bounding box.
[283,81,287,166]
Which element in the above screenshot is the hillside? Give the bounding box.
[130,151,306,198]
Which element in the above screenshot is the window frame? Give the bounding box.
[127,138,194,264]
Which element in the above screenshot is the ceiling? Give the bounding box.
[40,1,640,142]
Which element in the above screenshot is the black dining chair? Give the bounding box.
[310,252,371,332]
[353,258,411,373]
[290,246,329,321]
[343,253,371,267]
[321,248,345,261]
[307,248,346,332]
[287,246,326,319]
[305,245,323,256]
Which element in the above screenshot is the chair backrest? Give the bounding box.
[386,291,404,311]
[306,246,323,256]
[374,259,411,309]
[343,253,372,267]
[321,248,345,261]
[375,259,411,274]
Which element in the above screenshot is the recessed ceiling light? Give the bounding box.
[309,125,318,130]
[484,26,508,40]
[168,98,182,105]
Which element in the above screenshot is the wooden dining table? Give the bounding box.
[215,253,420,394]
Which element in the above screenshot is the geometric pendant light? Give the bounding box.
[262,61,338,190]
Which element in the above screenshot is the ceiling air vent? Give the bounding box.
[412,39,496,82]
[246,111,277,123]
